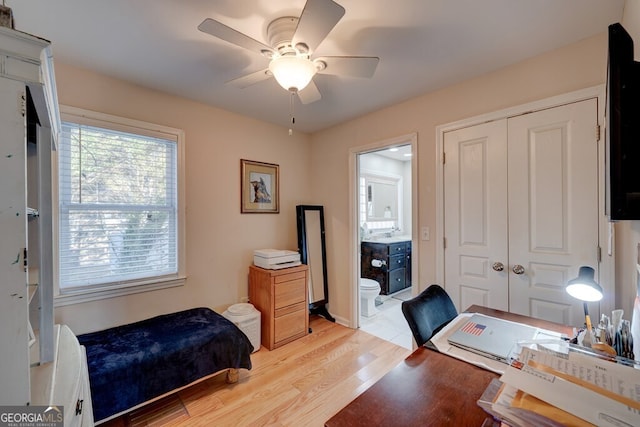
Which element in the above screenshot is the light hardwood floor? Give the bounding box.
[100,316,411,427]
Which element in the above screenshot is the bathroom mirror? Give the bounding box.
[364,174,400,221]
[296,205,335,322]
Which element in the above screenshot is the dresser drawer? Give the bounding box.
[389,254,406,269]
[275,301,306,318]
[275,277,306,309]
[388,242,406,255]
[274,308,307,344]
[388,268,406,294]
[274,270,307,284]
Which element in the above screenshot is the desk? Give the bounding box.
[325,305,574,427]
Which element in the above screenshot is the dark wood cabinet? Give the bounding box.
[361,240,411,295]
[405,243,412,288]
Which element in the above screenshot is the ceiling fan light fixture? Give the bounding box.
[269,55,317,92]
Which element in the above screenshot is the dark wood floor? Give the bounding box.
[100,316,410,426]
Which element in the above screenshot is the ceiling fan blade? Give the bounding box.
[297,80,322,104]
[316,56,379,78]
[292,0,345,54]
[198,18,273,55]
[227,68,272,88]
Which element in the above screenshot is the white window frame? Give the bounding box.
[53,106,186,306]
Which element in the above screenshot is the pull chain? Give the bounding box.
[288,90,296,136]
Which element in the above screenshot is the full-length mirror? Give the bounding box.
[296,205,334,322]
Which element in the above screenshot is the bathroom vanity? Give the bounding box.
[361,239,411,295]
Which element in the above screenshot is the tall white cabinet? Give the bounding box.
[0,25,93,426]
[0,23,57,406]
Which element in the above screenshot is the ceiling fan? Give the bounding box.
[197,0,379,105]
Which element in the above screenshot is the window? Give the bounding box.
[55,107,185,303]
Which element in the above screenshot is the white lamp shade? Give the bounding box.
[269,56,316,92]
[566,266,603,302]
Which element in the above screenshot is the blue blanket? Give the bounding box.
[78,307,253,422]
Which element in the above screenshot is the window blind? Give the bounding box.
[58,121,178,290]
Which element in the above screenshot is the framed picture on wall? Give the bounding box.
[241,159,279,213]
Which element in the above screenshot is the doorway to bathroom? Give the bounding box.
[354,134,417,350]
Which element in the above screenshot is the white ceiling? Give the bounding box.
[372,144,412,162]
[6,0,625,133]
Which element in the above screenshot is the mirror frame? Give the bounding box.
[361,172,402,223]
[296,205,335,322]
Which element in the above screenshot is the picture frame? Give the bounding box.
[241,159,279,213]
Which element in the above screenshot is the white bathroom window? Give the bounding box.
[359,176,368,226]
[54,107,185,305]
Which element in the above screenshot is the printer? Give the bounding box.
[253,249,301,270]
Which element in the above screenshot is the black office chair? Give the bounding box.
[401,284,458,347]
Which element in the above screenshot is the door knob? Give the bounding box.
[492,262,504,272]
[512,264,525,275]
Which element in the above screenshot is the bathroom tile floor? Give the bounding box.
[359,292,414,350]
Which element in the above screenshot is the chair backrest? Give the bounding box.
[401,284,458,347]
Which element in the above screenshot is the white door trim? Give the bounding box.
[435,85,615,318]
[348,132,418,329]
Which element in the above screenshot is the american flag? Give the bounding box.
[460,321,486,336]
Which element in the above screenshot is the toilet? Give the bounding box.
[360,278,381,317]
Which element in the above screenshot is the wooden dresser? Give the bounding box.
[249,265,309,350]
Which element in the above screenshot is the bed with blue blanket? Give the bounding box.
[77,307,254,423]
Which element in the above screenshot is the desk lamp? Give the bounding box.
[566,266,603,347]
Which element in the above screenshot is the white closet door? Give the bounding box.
[444,120,509,311]
[507,99,599,326]
[444,98,599,327]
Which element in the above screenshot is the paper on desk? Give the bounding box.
[518,346,640,403]
[494,382,590,427]
[500,354,640,427]
[429,313,563,375]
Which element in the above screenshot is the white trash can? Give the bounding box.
[223,303,261,352]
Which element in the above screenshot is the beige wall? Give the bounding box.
[53,63,313,334]
[311,33,608,322]
[55,11,640,332]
